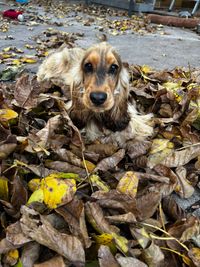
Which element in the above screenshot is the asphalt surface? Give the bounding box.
[0,0,200,72]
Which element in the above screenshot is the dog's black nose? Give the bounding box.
[90,92,107,106]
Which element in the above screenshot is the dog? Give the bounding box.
[37,42,153,144]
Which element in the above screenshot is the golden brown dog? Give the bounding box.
[37,42,153,143]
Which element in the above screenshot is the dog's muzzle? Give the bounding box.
[90,92,107,106]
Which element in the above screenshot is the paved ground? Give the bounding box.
[0,0,200,216]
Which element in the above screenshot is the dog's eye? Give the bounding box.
[84,63,93,73]
[109,64,119,75]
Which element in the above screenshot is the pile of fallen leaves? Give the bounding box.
[0,63,200,267]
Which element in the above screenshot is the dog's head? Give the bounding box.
[78,42,129,113]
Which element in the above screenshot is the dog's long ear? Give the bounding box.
[117,64,130,97]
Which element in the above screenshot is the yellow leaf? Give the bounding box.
[93,233,116,253]
[90,174,110,192]
[163,81,184,102]
[0,109,18,122]
[24,44,34,49]
[21,57,37,64]
[3,47,12,52]
[27,188,44,204]
[0,177,9,201]
[141,65,152,74]
[12,59,22,66]
[111,232,129,254]
[7,249,19,260]
[41,176,76,209]
[82,160,96,173]
[28,173,79,208]
[150,139,174,154]
[117,171,139,198]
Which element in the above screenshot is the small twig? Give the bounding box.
[176,142,200,151]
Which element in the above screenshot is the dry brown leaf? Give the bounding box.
[44,160,86,177]
[94,149,125,172]
[98,245,119,267]
[116,256,148,267]
[14,74,47,109]
[56,198,91,248]
[85,202,119,235]
[21,242,40,267]
[136,192,161,220]
[34,256,66,267]
[141,241,164,267]
[20,206,85,264]
[156,144,200,168]
[175,166,195,198]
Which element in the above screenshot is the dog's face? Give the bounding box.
[81,43,122,113]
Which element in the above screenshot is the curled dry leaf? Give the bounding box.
[116,256,148,267]
[20,206,85,264]
[155,144,200,168]
[56,198,91,248]
[0,134,17,160]
[136,192,161,220]
[126,140,152,160]
[85,202,128,254]
[175,166,194,198]
[44,160,86,177]
[85,202,119,235]
[162,196,186,221]
[141,241,164,267]
[94,149,125,172]
[14,74,47,109]
[106,212,136,224]
[55,148,83,168]
[98,245,119,267]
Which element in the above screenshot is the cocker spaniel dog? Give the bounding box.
[37,42,153,144]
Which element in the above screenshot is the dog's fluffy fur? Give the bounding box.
[37,42,153,144]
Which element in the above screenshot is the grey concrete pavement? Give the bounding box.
[0,0,200,72]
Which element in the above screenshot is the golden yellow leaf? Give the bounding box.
[27,188,44,205]
[93,233,116,253]
[41,176,76,209]
[82,160,96,173]
[0,109,18,122]
[90,174,110,192]
[0,177,9,201]
[28,173,78,208]
[21,57,37,64]
[7,249,19,261]
[12,59,22,65]
[117,171,139,198]
[141,65,152,74]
